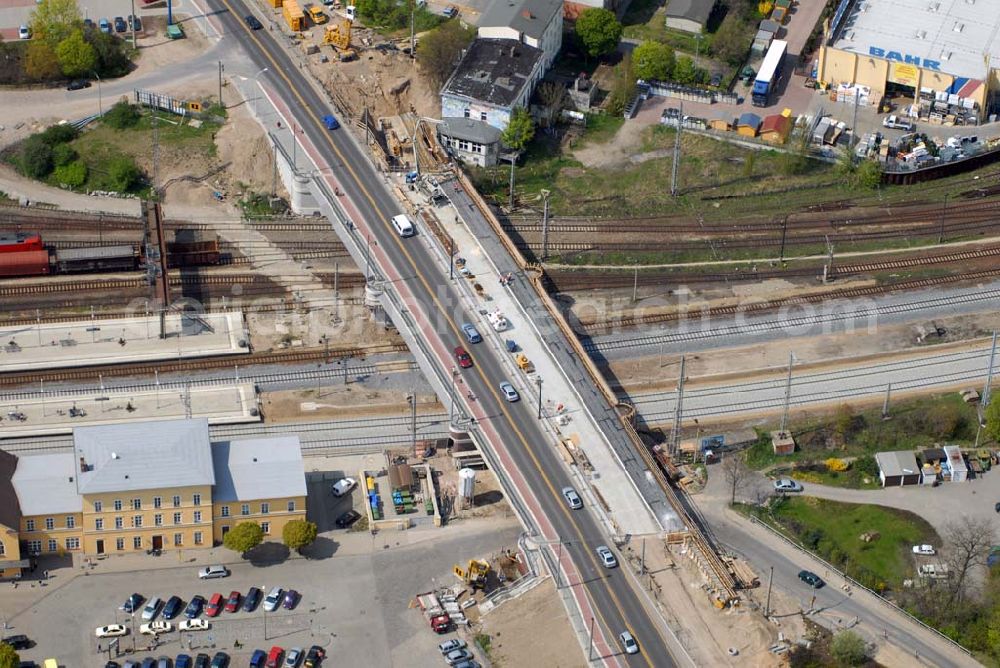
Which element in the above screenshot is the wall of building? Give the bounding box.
[211,496,307,544]
[442,95,514,132]
[440,136,500,167]
[79,485,214,555]
[665,16,704,34]
[0,525,22,579]
[19,513,84,556]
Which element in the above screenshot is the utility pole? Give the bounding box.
[779,352,794,433]
[540,189,551,261]
[218,61,224,107]
[778,214,789,261]
[508,154,516,210]
[882,383,892,420]
[822,235,834,283]
[587,617,595,661]
[333,261,339,322]
[982,330,998,407]
[130,0,137,47]
[765,566,774,617]
[938,193,949,244]
[632,263,639,303]
[536,377,543,419]
[670,101,683,197]
[409,0,415,59]
[669,355,686,456]
[850,91,859,160]
[408,393,417,453]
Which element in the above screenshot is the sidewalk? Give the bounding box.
[395,178,666,537]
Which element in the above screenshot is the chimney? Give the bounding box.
[510,45,516,58]
[521,9,534,18]
[79,456,87,473]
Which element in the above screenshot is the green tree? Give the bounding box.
[672,55,698,84]
[0,643,19,668]
[19,136,54,178]
[854,159,882,189]
[606,53,637,116]
[105,156,141,192]
[53,160,87,188]
[30,0,81,48]
[40,123,78,145]
[830,630,868,665]
[416,20,475,90]
[52,142,77,167]
[24,40,60,81]
[575,8,622,59]
[711,14,748,66]
[986,394,1000,443]
[632,40,675,82]
[103,101,142,129]
[86,30,131,77]
[222,521,264,556]
[282,519,318,552]
[56,29,96,78]
[501,106,534,151]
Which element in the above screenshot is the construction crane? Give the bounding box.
[323,17,357,61]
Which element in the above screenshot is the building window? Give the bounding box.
[193,511,202,524]
[480,111,487,121]
[194,532,203,545]
[25,519,35,532]
[221,506,230,518]
[66,537,80,550]
[174,533,183,546]
[153,496,162,509]
[133,536,142,549]
[193,494,201,506]
[260,503,269,515]
[115,538,124,551]
[287,501,295,512]
[115,517,123,529]
[132,515,143,528]
[66,516,75,529]
[241,504,250,516]
[132,498,141,511]
[27,540,41,554]
[260,522,270,535]
[172,495,181,508]
[114,499,122,511]
[47,539,57,552]
[0,542,4,555]
[45,518,54,531]
[95,518,104,531]
[154,514,163,527]
[94,501,102,512]
[173,512,182,525]
[464,108,470,118]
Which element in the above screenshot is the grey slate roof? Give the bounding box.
[0,450,21,529]
[478,0,562,40]
[12,452,83,515]
[440,117,503,145]
[442,38,543,108]
[211,436,306,503]
[875,450,920,478]
[74,418,215,495]
[665,0,714,25]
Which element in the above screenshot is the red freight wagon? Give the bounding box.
[0,233,44,253]
[0,250,51,277]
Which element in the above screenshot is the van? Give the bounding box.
[461,323,482,344]
[391,214,415,237]
[141,596,162,621]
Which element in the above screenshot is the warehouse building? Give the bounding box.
[817,0,1000,122]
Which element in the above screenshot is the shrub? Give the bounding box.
[19,136,54,178]
[105,156,141,192]
[52,160,87,187]
[924,401,963,439]
[52,142,77,167]
[830,630,868,665]
[39,123,78,145]
[854,454,878,477]
[825,458,849,472]
[103,101,141,129]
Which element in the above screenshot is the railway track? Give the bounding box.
[579,267,1000,335]
[0,341,411,387]
[551,243,1000,291]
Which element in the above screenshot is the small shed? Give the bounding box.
[759,114,792,144]
[709,117,733,131]
[875,451,921,487]
[942,445,968,482]
[774,0,792,10]
[736,112,761,137]
[752,29,773,56]
[759,19,780,36]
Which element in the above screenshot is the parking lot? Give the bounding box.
[2,461,520,668]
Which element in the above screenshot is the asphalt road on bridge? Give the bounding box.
[196,3,678,665]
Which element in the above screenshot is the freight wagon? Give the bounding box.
[55,245,139,273]
[0,249,51,277]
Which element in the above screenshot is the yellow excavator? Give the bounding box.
[452,558,491,591]
[322,17,357,61]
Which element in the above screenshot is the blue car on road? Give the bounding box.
[322,114,339,130]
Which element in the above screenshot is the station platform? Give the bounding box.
[0,311,249,372]
[0,381,259,439]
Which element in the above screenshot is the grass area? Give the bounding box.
[577,114,626,147]
[739,496,940,590]
[788,465,883,490]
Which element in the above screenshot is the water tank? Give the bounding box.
[458,468,476,501]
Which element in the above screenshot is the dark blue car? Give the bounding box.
[184,595,205,619]
[249,650,266,668]
[242,587,262,612]
[322,114,339,130]
[162,596,184,620]
[175,656,192,668]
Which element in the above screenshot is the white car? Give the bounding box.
[263,586,284,612]
[912,544,936,555]
[438,638,466,654]
[198,564,229,579]
[331,477,357,497]
[773,478,803,493]
[619,630,639,655]
[596,545,617,569]
[283,648,302,667]
[139,621,173,635]
[95,624,129,638]
[499,381,519,402]
[18,25,30,39]
[178,619,210,632]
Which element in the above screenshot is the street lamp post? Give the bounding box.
[252,67,269,116]
[261,586,267,641]
[535,377,543,419]
[92,71,103,116]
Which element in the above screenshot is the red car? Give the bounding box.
[205,592,224,617]
[265,646,284,668]
[454,346,473,369]
[224,590,241,613]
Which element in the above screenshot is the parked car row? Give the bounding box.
[248,645,325,668]
[104,652,229,668]
[116,583,299,631]
[438,638,478,667]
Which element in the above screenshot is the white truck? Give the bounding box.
[487,309,508,332]
[882,115,915,131]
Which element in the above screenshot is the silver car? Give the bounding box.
[772,478,803,493]
[562,486,583,510]
[499,381,519,402]
[619,630,639,654]
[596,545,617,569]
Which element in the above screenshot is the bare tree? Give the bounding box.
[721,453,752,505]
[946,516,996,602]
[536,81,568,127]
